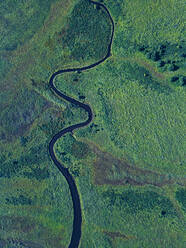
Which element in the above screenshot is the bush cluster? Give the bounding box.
[138,42,186,86]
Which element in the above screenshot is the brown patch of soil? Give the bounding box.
[0,87,54,142]
[88,142,185,187]
[0,216,36,233]
[0,216,65,248]
[104,231,136,241]
[43,0,72,32]
[133,58,165,81]
[1,238,44,248]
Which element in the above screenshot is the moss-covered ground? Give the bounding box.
[0,0,185,247]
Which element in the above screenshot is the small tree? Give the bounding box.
[157,60,165,67]
[168,63,179,71]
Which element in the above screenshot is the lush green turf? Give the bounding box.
[0,0,185,247]
[55,58,186,176]
[54,0,186,247]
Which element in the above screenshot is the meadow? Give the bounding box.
[0,0,185,247]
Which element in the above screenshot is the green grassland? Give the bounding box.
[0,0,186,247]
[54,0,186,247]
[0,0,80,247]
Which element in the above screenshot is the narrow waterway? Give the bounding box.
[48,1,114,247]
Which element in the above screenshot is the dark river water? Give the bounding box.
[48,1,114,247]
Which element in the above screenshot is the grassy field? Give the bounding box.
[0,0,185,247]
[54,0,186,247]
[0,0,79,247]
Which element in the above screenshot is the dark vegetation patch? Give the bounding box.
[5,195,33,206]
[38,107,65,137]
[0,159,24,178]
[23,167,50,181]
[85,122,103,135]
[68,164,81,178]
[56,134,75,165]
[0,55,12,81]
[170,75,186,86]
[102,189,177,216]
[78,95,86,100]
[61,0,111,61]
[0,143,49,178]
[138,41,186,86]
[102,0,123,22]
[175,189,186,211]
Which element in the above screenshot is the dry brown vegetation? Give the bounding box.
[87,142,186,187]
[104,230,136,241]
[134,57,166,81]
[0,215,65,248]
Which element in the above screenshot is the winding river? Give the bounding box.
[48,1,114,247]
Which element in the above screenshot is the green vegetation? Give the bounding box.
[6,195,33,206]
[56,58,186,176]
[176,188,186,211]
[54,0,186,246]
[0,0,185,247]
[102,189,177,216]
[0,0,80,247]
[0,0,61,51]
[0,88,49,139]
[61,0,111,61]
[137,41,186,86]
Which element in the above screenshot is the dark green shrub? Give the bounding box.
[6,195,32,205]
[171,76,179,82]
[23,167,50,180]
[157,60,165,67]
[79,95,86,100]
[146,52,152,59]
[176,189,186,210]
[0,160,22,178]
[179,76,186,86]
[71,168,80,177]
[103,190,177,217]
[20,136,28,146]
[138,45,147,52]
[167,63,179,71]
[151,51,160,61]
[172,75,186,86]
[180,53,186,58]
[157,44,166,56]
